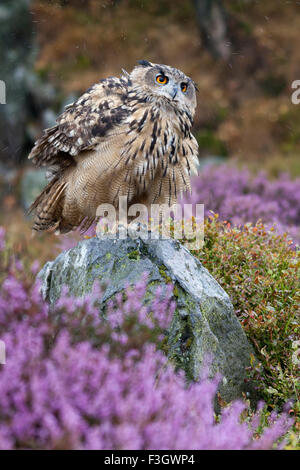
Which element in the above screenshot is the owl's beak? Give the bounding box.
[170,84,178,100]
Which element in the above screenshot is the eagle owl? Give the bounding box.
[29,60,199,233]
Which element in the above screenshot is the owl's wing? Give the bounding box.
[29,77,129,168]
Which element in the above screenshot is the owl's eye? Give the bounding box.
[181,83,188,93]
[156,74,169,85]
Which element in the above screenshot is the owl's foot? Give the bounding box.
[128,221,149,239]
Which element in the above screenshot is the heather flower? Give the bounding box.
[0,328,292,450]
[0,227,294,450]
[31,260,40,275]
[183,165,300,244]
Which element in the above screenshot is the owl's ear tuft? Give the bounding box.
[138,60,152,68]
[192,80,199,92]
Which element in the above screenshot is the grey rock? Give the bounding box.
[39,235,257,404]
[0,0,36,164]
[0,0,57,167]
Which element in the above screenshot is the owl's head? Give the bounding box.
[128,60,197,116]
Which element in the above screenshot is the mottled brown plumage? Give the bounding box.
[28,61,199,233]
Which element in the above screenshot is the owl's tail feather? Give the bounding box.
[28,178,67,232]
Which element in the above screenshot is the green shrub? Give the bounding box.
[190,215,300,442]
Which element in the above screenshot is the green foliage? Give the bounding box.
[259,74,287,97]
[195,130,228,156]
[276,106,300,154]
[190,214,300,442]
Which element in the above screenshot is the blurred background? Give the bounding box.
[0,0,300,252]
